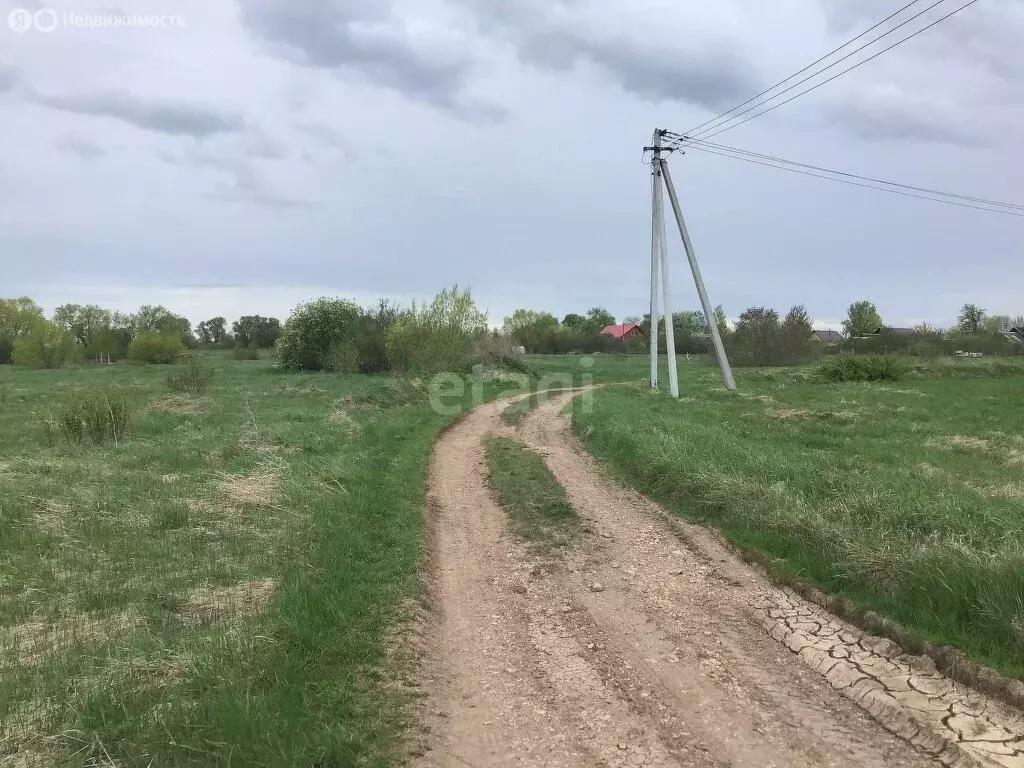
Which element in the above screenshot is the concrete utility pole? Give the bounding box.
[648,131,679,398]
[656,166,680,399]
[649,132,661,390]
[647,128,737,393]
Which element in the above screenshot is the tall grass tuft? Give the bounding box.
[166,355,215,396]
[52,388,137,445]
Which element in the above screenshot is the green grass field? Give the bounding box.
[0,353,644,767]
[5,350,1023,765]
[571,358,1024,679]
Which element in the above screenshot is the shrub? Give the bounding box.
[385,286,488,375]
[818,355,908,382]
[276,298,361,371]
[351,300,399,374]
[232,347,262,361]
[166,355,215,395]
[129,332,185,364]
[325,341,360,374]
[52,388,137,445]
[11,320,81,369]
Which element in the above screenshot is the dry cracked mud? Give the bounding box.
[413,391,1024,767]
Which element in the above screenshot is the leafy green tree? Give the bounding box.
[12,318,81,368]
[561,313,586,332]
[957,303,986,335]
[503,310,560,352]
[53,303,116,359]
[730,307,781,366]
[983,315,1011,334]
[131,305,193,344]
[197,317,229,346]
[0,297,45,364]
[585,307,615,333]
[781,305,814,361]
[842,301,882,338]
[713,305,730,339]
[649,311,710,354]
[232,316,279,348]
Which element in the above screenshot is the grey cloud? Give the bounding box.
[817,0,897,35]
[246,135,287,159]
[525,31,758,110]
[819,0,1024,84]
[54,134,107,159]
[160,143,312,210]
[294,120,349,149]
[822,96,989,147]
[237,0,491,116]
[457,1,760,111]
[34,90,246,138]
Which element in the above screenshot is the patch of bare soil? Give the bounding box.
[414,391,1024,767]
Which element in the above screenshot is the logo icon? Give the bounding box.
[7,7,33,33]
[33,8,57,32]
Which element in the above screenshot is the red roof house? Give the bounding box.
[600,322,644,340]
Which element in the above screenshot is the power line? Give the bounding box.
[683,0,979,142]
[668,137,1024,211]
[684,0,924,137]
[676,142,1024,217]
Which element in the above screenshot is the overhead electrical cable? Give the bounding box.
[662,137,1024,212]
[684,0,925,137]
[681,0,979,141]
[673,141,1024,217]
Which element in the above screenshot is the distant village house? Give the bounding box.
[810,329,844,345]
[600,322,644,340]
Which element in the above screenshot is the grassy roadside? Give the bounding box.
[486,437,579,555]
[571,362,1024,680]
[0,354,642,766]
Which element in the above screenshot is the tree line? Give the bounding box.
[3,291,1021,372]
[0,298,282,367]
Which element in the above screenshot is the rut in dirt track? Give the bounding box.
[413,391,1024,768]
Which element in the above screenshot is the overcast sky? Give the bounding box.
[1,0,1021,330]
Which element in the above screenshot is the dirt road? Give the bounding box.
[414,391,1024,767]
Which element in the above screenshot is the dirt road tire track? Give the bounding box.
[414,391,1024,767]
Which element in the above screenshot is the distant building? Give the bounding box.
[810,329,844,345]
[874,327,914,336]
[1005,326,1024,343]
[600,322,644,340]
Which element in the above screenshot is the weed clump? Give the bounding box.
[49,388,137,445]
[166,355,215,396]
[818,355,908,382]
